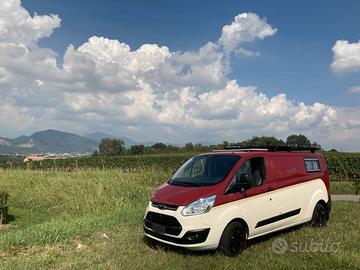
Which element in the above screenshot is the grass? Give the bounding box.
[331,181,357,195]
[0,169,359,269]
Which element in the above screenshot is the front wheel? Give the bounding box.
[218,221,247,257]
[310,202,328,227]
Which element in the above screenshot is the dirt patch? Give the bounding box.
[0,224,13,230]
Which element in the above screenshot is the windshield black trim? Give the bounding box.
[168,155,241,187]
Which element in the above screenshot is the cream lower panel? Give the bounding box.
[241,178,329,238]
[144,178,329,248]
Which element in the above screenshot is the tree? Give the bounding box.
[130,144,145,155]
[286,134,311,146]
[151,143,167,150]
[92,150,99,157]
[184,142,194,152]
[223,141,229,147]
[98,138,125,156]
[240,136,285,147]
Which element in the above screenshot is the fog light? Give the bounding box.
[187,233,199,241]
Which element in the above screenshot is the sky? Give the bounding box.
[0,0,360,150]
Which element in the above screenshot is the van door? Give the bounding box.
[227,157,279,238]
[260,155,309,231]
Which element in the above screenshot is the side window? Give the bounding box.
[304,158,321,172]
[226,157,266,193]
[249,157,266,187]
[235,160,252,183]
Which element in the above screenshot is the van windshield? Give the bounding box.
[169,155,240,187]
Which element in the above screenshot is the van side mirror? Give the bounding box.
[225,173,251,195]
[236,173,251,190]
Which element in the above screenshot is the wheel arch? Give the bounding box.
[227,218,250,239]
[305,188,329,220]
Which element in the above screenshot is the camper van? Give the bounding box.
[144,146,330,256]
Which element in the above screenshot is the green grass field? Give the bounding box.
[331,181,358,195]
[0,169,359,269]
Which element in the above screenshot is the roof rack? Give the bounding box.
[214,144,321,153]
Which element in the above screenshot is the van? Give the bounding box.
[143,146,331,256]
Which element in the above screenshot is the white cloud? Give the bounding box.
[0,1,359,150]
[0,97,34,134]
[0,0,61,46]
[349,86,360,93]
[218,13,277,55]
[331,40,360,73]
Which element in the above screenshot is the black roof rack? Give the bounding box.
[222,144,321,153]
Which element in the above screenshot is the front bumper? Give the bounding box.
[143,202,222,250]
[144,226,210,245]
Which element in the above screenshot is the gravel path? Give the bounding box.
[331,194,360,202]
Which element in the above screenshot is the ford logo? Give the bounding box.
[158,204,166,210]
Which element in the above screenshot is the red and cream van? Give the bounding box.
[144,146,331,256]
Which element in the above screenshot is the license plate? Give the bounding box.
[152,223,166,233]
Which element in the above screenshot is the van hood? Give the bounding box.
[150,182,218,206]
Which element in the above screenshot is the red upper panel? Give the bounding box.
[150,151,330,207]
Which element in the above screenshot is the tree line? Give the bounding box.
[93,134,319,157]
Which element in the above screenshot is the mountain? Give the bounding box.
[0,129,98,154]
[83,132,138,148]
[83,132,116,142]
[0,129,214,155]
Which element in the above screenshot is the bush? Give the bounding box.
[0,192,9,224]
[4,151,360,183]
[355,181,360,195]
[323,152,360,181]
[11,153,193,172]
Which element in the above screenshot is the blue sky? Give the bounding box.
[1,0,360,150]
[22,0,360,107]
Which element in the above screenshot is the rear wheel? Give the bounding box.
[310,202,328,227]
[218,221,247,257]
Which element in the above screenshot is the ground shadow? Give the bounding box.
[143,224,307,256]
[247,224,304,246]
[143,235,216,256]
[6,213,16,223]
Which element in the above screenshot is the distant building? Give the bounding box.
[23,156,47,163]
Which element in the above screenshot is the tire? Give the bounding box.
[310,202,328,227]
[218,221,247,257]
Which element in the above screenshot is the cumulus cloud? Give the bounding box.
[331,40,360,73]
[218,13,277,55]
[0,1,359,150]
[349,86,360,93]
[0,0,60,46]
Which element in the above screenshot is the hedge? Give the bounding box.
[3,152,360,182]
[0,192,8,225]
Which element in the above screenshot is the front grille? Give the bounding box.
[151,201,178,211]
[144,211,182,235]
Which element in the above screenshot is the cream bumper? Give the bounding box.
[143,202,224,250]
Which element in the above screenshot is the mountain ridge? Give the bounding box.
[0,129,97,154]
[0,129,216,155]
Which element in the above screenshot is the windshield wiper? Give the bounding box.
[171,181,204,187]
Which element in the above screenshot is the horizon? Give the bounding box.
[1,0,360,151]
[0,128,351,152]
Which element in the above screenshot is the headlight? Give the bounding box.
[181,195,216,216]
